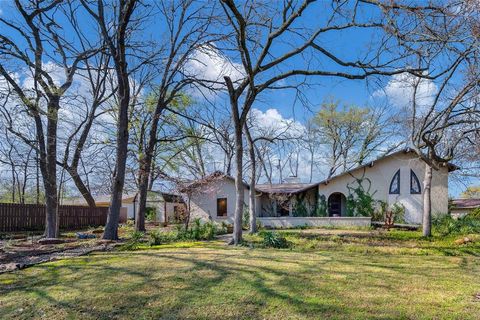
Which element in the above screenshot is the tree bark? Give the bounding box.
[135,98,166,232]
[245,124,257,233]
[233,121,244,244]
[422,163,433,237]
[67,167,96,207]
[103,89,130,240]
[100,0,137,240]
[44,101,59,238]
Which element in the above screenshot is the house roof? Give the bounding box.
[319,148,458,186]
[256,183,319,194]
[180,171,250,193]
[451,198,480,209]
[62,193,137,206]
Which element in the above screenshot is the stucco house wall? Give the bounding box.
[188,178,252,224]
[318,152,449,224]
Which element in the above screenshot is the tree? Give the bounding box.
[0,1,98,238]
[383,1,480,236]
[313,101,395,179]
[460,186,480,199]
[215,0,422,244]
[82,0,142,240]
[120,0,216,232]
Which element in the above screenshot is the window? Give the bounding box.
[216,198,227,217]
[389,169,400,194]
[410,170,421,194]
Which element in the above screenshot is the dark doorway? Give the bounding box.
[328,192,346,217]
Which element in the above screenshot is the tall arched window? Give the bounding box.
[389,169,400,194]
[410,170,421,194]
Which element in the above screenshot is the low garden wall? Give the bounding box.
[258,217,372,228]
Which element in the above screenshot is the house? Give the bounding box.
[63,193,137,222]
[63,191,185,224]
[182,172,255,225]
[450,199,480,218]
[143,191,186,224]
[185,149,455,227]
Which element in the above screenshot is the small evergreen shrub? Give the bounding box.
[260,230,290,248]
[176,218,221,241]
[468,208,480,219]
[149,230,176,245]
[391,203,406,223]
[145,207,156,221]
[372,200,387,222]
[433,214,480,236]
[122,231,144,250]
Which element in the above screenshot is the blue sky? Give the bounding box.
[0,0,477,197]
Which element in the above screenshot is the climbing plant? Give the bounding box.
[316,195,328,217]
[346,176,377,217]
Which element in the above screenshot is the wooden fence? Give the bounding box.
[0,203,109,232]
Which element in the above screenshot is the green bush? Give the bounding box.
[468,208,480,219]
[122,231,144,250]
[149,230,176,246]
[145,207,156,221]
[372,201,387,222]
[391,203,406,223]
[176,218,220,241]
[433,214,480,236]
[260,230,290,248]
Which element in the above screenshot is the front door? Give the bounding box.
[328,193,343,217]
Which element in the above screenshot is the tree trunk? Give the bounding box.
[103,81,130,240]
[245,124,257,234]
[135,158,149,232]
[422,163,433,237]
[135,100,166,232]
[44,103,59,238]
[68,167,96,207]
[233,122,244,244]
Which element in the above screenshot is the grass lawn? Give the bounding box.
[1,229,480,319]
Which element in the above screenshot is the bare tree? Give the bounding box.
[0,1,98,238]
[82,0,141,240]
[214,0,423,244]
[381,0,480,236]
[127,0,217,231]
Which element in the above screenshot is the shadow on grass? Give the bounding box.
[1,246,479,319]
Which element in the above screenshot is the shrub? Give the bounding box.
[122,231,144,250]
[176,218,220,241]
[372,200,387,222]
[149,230,176,246]
[391,203,406,223]
[468,208,480,219]
[145,207,156,221]
[260,230,290,248]
[433,214,480,236]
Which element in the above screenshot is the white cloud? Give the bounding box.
[184,44,244,97]
[373,72,438,109]
[250,108,305,137]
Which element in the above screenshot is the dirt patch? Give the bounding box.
[0,236,120,274]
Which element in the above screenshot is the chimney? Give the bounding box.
[283,176,301,184]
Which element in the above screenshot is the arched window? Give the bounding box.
[389,169,400,194]
[410,170,421,194]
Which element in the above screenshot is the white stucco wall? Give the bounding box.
[188,178,252,224]
[150,201,186,223]
[125,203,136,219]
[318,152,449,224]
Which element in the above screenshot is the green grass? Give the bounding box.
[1,230,480,319]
